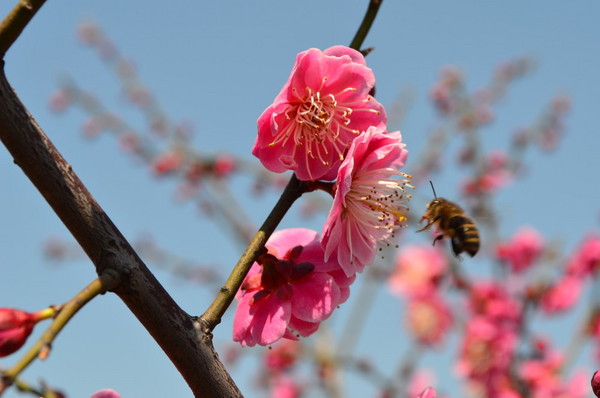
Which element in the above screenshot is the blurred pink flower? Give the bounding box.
[77,21,100,45]
[540,275,582,313]
[463,149,512,196]
[463,171,509,196]
[82,116,103,139]
[48,90,71,112]
[456,316,517,382]
[495,227,544,273]
[253,46,386,181]
[270,374,302,398]
[214,154,237,177]
[321,126,411,276]
[152,151,183,175]
[520,351,588,398]
[233,229,354,346]
[415,387,436,398]
[388,244,447,297]
[264,340,301,373]
[408,371,436,398]
[566,235,600,277]
[469,282,521,325]
[519,350,563,389]
[407,291,452,346]
[90,390,121,398]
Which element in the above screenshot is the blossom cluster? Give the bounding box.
[234,46,412,347]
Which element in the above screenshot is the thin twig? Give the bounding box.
[201,174,306,330]
[1,271,120,389]
[349,0,383,51]
[0,0,47,58]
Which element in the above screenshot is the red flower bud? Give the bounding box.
[0,308,37,357]
[592,370,600,397]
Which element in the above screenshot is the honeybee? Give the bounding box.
[416,182,480,258]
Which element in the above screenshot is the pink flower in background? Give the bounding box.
[253,46,386,181]
[456,316,517,383]
[519,351,588,398]
[540,275,582,314]
[408,371,436,398]
[415,387,436,398]
[468,282,521,325]
[321,127,411,276]
[407,291,453,346]
[152,151,183,175]
[270,374,302,398]
[233,229,354,347]
[90,390,121,398]
[519,350,563,391]
[388,244,447,297]
[264,340,301,373]
[495,227,544,273]
[566,235,600,277]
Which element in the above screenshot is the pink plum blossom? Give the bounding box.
[408,371,436,398]
[519,352,588,398]
[468,282,521,325]
[270,374,302,398]
[456,316,518,390]
[388,244,447,297]
[495,227,544,273]
[566,235,600,277]
[540,275,582,314]
[321,126,411,276]
[253,46,386,181]
[233,229,354,346]
[406,291,452,346]
[264,340,300,373]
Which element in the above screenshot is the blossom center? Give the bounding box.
[270,78,366,168]
[409,302,439,338]
[346,171,413,247]
[245,247,315,305]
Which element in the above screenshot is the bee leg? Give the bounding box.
[416,215,441,233]
[432,234,444,246]
[416,220,433,233]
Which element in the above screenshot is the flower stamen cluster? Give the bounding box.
[253,46,386,181]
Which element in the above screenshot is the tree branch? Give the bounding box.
[0,0,47,58]
[0,61,241,397]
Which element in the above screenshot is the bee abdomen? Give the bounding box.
[449,216,480,257]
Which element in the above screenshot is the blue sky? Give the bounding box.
[1,1,600,397]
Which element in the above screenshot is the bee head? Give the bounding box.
[428,198,442,208]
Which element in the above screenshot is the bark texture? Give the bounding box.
[0,62,242,397]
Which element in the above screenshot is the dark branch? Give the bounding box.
[0,61,241,397]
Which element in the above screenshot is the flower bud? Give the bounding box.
[592,370,600,397]
[0,307,55,357]
[0,308,37,357]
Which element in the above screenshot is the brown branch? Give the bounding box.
[0,60,241,397]
[0,0,47,58]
